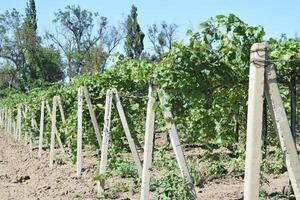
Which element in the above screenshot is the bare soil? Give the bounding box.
[0,133,290,200]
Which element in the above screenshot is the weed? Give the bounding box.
[154,170,197,200]
[204,161,227,180]
[54,155,65,165]
[262,149,286,174]
[188,158,204,187]
[104,183,130,199]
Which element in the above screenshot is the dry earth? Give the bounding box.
[0,132,290,200]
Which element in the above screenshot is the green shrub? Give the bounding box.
[154,170,196,200]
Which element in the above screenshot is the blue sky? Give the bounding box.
[0,0,299,51]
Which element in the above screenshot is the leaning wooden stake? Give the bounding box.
[38,98,45,157]
[98,90,113,193]
[265,64,300,199]
[77,87,84,177]
[46,100,65,155]
[113,89,143,176]
[82,86,102,148]
[56,96,68,137]
[140,77,156,200]
[243,42,267,200]
[158,89,196,197]
[49,96,57,167]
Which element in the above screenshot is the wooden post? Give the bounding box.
[56,96,68,137]
[24,106,28,145]
[158,90,196,197]
[17,105,22,140]
[4,109,7,133]
[265,64,300,199]
[98,90,113,193]
[77,87,84,177]
[29,118,34,149]
[9,111,12,134]
[3,109,6,133]
[38,98,45,157]
[46,100,66,155]
[113,89,143,176]
[14,120,17,138]
[243,42,267,200]
[140,77,156,200]
[5,109,8,134]
[82,86,102,148]
[49,96,57,167]
[7,109,10,134]
[0,108,2,128]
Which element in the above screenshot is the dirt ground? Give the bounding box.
[0,132,290,200]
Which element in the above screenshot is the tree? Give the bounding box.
[0,9,27,89]
[25,0,37,31]
[22,0,40,88]
[124,5,145,59]
[36,46,64,84]
[0,2,64,90]
[148,22,178,58]
[23,0,38,46]
[47,5,122,77]
[0,64,15,88]
[22,0,63,89]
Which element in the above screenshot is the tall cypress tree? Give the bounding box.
[124,5,145,59]
[26,0,37,31]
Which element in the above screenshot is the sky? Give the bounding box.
[0,0,299,51]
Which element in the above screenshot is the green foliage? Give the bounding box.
[1,16,298,200]
[25,0,37,31]
[112,158,138,178]
[155,14,265,148]
[188,158,204,187]
[54,155,65,165]
[204,161,227,180]
[154,170,196,200]
[262,149,286,174]
[103,183,130,199]
[124,5,145,59]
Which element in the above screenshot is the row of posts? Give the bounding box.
[1,42,300,200]
[0,84,197,199]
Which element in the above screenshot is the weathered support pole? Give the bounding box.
[8,109,11,134]
[5,109,7,132]
[265,64,300,199]
[4,109,7,133]
[56,96,68,137]
[14,120,17,137]
[243,42,267,200]
[24,106,28,145]
[4,109,6,133]
[49,96,57,167]
[17,105,22,140]
[29,117,34,149]
[46,100,65,155]
[82,86,102,148]
[158,89,196,197]
[140,77,156,200]
[38,98,45,157]
[76,87,84,177]
[0,108,2,129]
[113,89,143,176]
[98,90,113,194]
